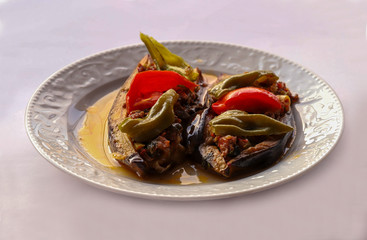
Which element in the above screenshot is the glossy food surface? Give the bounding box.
[79,89,224,185]
[25,42,343,199]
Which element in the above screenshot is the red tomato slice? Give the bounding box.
[131,92,163,112]
[126,70,198,113]
[211,87,282,115]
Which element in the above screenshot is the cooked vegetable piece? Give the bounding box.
[140,33,199,81]
[140,33,166,69]
[277,95,291,112]
[209,110,293,137]
[209,71,279,99]
[130,91,162,113]
[109,33,298,179]
[119,89,179,142]
[211,87,282,115]
[126,70,198,113]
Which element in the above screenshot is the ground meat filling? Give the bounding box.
[128,86,200,174]
[137,123,185,173]
[128,109,147,119]
[137,62,157,72]
[212,135,251,160]
[253,77,299,103]
[174,85,202,121]
[208,80,297,162]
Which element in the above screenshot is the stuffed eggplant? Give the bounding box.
[109,33,298,179]
[195,71,298,177]
[108,33,204,177]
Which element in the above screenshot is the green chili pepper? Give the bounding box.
[119,89,179,142]
[140,33,199,81]
[209,110,293,137]
[209,71,279,99]
[140,33,166,69]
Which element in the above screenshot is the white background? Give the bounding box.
[1,0,366,239]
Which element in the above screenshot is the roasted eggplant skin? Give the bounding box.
[196,108,296,178]
[108,55,154,177]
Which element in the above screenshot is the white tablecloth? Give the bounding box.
[1,0,366,239]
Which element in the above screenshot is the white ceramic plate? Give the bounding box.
[25,41,344,200]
